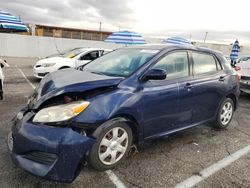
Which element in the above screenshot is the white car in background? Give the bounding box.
[0,59,9,100]
[33,48,111,79]
[237,60,250,93]
[237,55,250,63]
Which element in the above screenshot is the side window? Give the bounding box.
[152,51,189,80]
[192,52,217,75]
[99,50,104,56]
[81,51,100,61]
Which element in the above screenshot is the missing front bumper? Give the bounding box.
[10,111,95,182]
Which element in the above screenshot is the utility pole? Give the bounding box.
[99,22,102,32]
[204,32,208,43]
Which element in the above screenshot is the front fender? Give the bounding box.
[72,89,143,126]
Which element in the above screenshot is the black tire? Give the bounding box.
[0,92,3,100]
[213,98,234,129]
[88,119,133,171]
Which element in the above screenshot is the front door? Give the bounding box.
[141,51,191,139]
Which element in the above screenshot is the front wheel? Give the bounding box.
[213,98,234,129]
[88,120,133,171]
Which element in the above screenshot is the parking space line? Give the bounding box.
[15,65,35,89]
[15,65,126,187]
[175,144,250,188]
[105,170,127,188]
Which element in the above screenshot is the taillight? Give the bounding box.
[235,66,241,71]
[233,66,241,82]
[236,72,241,82]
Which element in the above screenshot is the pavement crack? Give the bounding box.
[174,156,205,169]
[235,127,250,137]
[115,169,143,188]
[238,105,250,110]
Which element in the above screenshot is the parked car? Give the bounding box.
[0,59,8,100]
[33,48,111,78]
[9,44,240,182]
[236,61,250,93]
[237,55,250,63]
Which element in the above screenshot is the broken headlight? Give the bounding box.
[33,101,90,123]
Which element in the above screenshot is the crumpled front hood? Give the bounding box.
[33,68,124,108]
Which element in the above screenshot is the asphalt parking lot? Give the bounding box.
[1,57,250,188]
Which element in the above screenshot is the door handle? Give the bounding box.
[219,76,226,82]
[184,83,192,91]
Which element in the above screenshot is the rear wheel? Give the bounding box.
[213,98,234,129]
[88,119,133,171]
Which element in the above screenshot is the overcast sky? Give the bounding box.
[1,0,250,45]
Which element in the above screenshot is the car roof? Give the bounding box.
[79,47,111,51]
[125,44,222,55]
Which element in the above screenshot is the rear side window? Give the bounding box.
[152,51,189,80]
[192,52,217,75]
[82,51,100,61]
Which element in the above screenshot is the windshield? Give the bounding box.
[84,48,159,77]
[62,48,87,58]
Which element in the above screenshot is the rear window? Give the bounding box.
[221,56,233,70]
[192,52,217,75]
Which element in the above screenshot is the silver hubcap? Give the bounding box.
[220,102,233,125]
[7,132,13,152]
[98,127,128,165]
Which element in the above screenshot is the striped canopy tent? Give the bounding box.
[0,10,28,32]
[105,30,146,45]
[230,40,240,61]
[162,36,192,46]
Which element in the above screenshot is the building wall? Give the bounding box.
[0,33,123,58]
[35,25,111,41]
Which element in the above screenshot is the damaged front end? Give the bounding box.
[9,69,124,182]
[10,112,95,182]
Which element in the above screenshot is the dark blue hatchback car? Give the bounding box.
[9,44,240,182]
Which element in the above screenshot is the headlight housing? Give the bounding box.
[33,101,90,123]
[42,63,56,67]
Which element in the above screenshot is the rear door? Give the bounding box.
[188,51,227,123]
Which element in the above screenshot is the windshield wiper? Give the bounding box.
[91,71,105,75]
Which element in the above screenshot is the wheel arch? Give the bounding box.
[225,93,237,111]
[92,115,141,144]
[59,66,71,70]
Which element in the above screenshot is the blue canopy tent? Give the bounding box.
[162,36,192,45]
[105,30,146,45]
[0,10,28,32]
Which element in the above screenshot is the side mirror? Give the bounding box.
[0,63,4,68]
[142,68,167,81]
